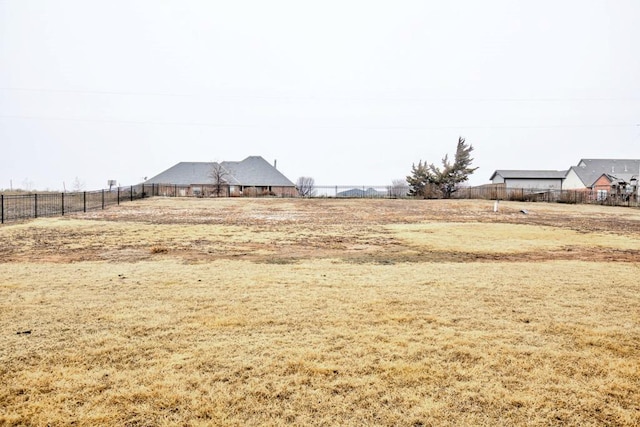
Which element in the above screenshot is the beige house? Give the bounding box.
[145,156,297,197]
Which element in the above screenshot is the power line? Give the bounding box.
[0,114,263,128]
[1,87,639,103]
[0,114,636,130]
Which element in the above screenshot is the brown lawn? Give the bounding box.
[0,198,638,426]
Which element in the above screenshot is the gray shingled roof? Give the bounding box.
[570,159,640,187]
[145,156,295,187]
[145,162,215,185]
[490,170,567,180]
[220,156,295,187]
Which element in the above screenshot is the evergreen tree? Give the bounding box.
[406,160,434,198]
[407,137,478,199]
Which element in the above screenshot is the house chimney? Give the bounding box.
[274,159,277,169]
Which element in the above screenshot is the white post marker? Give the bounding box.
[493,200,499,213]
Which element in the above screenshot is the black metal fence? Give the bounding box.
[0,184,151,224]
[148,184,409,198]
[305,185,410,199]
[3,183,638,224]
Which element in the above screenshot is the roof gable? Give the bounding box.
[221,156,295,187]
[146,156,295,187]
[572,159,640,187]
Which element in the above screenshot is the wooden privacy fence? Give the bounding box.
[452,185,640,207]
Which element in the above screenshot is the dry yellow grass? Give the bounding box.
[389,221,640,254]
[0,198,639,426]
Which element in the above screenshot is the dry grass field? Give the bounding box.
[0,198,639,426]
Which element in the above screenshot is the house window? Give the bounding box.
[597,190,608,201]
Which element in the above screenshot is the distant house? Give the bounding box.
[489,158,640,200]
[489,170,566,190]
[145,156,297,197]
[563,159,640,190]
[580,172,639,201]
[337,187,387,198]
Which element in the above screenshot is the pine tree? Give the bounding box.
[406,160,435,198]
[435,137,478,198]
[407,137,478,199]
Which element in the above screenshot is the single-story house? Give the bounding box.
[490,159,640,201]
[145,156,297,197]
[488,170,567,190]
[337,187,387,198]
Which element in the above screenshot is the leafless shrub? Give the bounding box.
[296,176,316,197]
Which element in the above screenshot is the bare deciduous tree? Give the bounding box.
[388,179,409,198]
[21,178,34,192]
[296,176,316,197]
[209,163,229,197]
[72,176,85,192]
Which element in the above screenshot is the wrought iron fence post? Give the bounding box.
[34,193,38,219]
[83,191,87,212]
[62,193,65,216]
[102,189,105,209]
[130,185,133,202]
[117,187,120,205]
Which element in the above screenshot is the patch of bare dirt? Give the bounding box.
[2,198,639,264]
[78,198,640,233]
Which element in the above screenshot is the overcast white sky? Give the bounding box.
[1,0,639,191]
